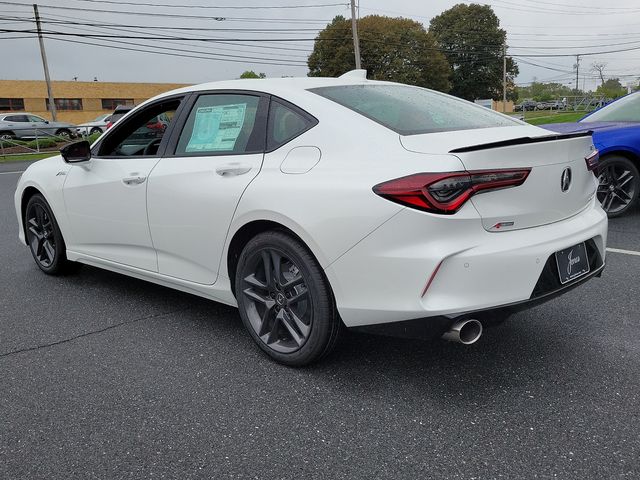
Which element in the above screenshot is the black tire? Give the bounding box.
[596,155,639,217]
[89,127,102,135]
[0,131,14,141]
[235,231,341,366]
[25,194,79,275]
[55,129,72,139]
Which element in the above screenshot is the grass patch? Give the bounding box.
[509,110,586,125]
[526,112,584,125]
[0,152,57,163]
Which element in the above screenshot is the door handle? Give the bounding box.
[122,175,147,185]
[215,163,252,177]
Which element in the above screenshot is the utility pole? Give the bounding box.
[33,4,57,121]
[350,0,361,70]
[502,44,507,113]
[574,54,580,93]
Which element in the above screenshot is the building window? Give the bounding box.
[101,98,134,110]
[0,98,25,111]
[47,98,83,111]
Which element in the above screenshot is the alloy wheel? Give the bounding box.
[597,164,636,215]
[26,203,57,268]
[241,248,312,353]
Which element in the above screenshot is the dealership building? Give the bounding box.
[0,80,190,124]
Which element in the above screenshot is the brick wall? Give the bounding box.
[0,80,190,124]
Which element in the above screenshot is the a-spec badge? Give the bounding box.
[490,221,515,231]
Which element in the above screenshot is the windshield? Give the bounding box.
[309,84,520,135]
[582,93,640,123]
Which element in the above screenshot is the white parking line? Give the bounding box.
[607,247,640,257]
[0,170,24,175]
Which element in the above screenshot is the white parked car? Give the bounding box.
[14,72,607,366]
[75,114,111,136]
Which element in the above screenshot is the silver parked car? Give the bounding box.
[0,113,77,140]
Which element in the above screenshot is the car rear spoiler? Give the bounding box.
[449,130,593,153]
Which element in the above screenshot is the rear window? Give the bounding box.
[309,84,520,135]
[582,93,640,123]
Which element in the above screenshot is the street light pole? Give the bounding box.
[33,4,57,121]
[350,0,361,70]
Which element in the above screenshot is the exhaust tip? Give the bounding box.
[442,319,483,345]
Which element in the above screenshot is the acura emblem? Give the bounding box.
[561,168,572,192]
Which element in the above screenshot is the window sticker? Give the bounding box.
[186,103,247,152]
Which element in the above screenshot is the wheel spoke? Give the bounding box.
[287,287,308,306]
[29,235,40,253]
[604,192,615,211]
[28,225,43,240]
[266,309,285,345]
[43,240,55,263]
[35,205,44,228]
[258,302,276,337]
[281,309,309,346]
[270,250,283,286]
[35,237,45,258]
[243,287,271,305]
[260,250,273,289]
[281,274,304,290]
[618,173,634,189]
[613,189,631,204]
[244,273,268,291]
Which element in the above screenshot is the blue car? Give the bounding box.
[544,92,640,217]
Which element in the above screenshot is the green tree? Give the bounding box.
[308,15,451,92]
[240,71,266,79]
[429,4,518,101]
[596,78,626,99]
[517,81,574,102]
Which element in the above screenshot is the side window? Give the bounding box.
[28,115,46,123]
[267,100,317,151]
[175,94,264,156]
[6,115,28,122]
[97,99,181,157]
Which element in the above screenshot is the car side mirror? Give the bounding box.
[44,120,49,124]
[61,140,91,163]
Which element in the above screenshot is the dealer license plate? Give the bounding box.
[555,242,590,285]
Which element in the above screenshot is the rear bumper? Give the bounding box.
[325,199,607,328]
[353,259,604,339]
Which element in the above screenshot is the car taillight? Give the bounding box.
[106,121,113,129]
[373,169,531,215]
[585,149,599,171]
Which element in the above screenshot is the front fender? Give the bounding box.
[14,156,72,246]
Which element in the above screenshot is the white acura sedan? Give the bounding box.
[14,71,607,366]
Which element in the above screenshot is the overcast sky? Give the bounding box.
[2,0,639,91]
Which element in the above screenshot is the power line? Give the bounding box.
[71,0,348,9]
[35,15,313,61]
[35,12,316,53]
[45,35,308,67]
[0,1,346,21]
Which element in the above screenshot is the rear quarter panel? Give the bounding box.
[223,93,468,279]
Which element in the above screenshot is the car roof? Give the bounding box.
[146,74,393,104]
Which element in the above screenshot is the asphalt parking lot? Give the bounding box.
[1,161,639,480]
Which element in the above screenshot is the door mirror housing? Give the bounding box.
[61,140,91,163]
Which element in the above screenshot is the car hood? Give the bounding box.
[542,121,638,134]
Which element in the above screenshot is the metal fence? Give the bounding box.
[0,128,83,159]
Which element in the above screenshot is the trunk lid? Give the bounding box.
[400,126,598,232]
